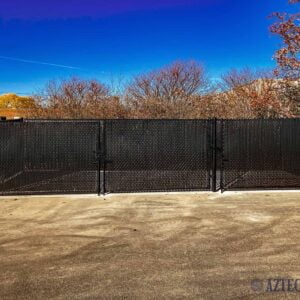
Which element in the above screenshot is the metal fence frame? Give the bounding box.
[0,118,299,195]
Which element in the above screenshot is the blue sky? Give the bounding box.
[0,0,297,95]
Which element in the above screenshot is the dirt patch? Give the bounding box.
[0,192,300,299]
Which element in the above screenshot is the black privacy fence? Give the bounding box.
[0,118,299,195]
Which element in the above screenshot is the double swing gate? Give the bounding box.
[0,119,299,195]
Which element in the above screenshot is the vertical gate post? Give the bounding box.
[97,121,101,196]
[220,119,224,193]
[211,118,217,192]
[98,120,106,196]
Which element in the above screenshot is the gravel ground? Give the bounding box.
[0,191,300,299]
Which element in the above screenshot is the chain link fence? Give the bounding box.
[0,119,299,195]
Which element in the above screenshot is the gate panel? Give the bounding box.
[221,119,300,190]
[0,120,99,195]
[104,120,212,193]
[0,121,24,189]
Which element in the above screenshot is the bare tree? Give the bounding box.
[31,77,127,119]
[214,68,294,118]
[28,66,297,120]
[125,61,209,118]
[220,68,273,90]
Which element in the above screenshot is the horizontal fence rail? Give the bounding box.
[0,119,299,195]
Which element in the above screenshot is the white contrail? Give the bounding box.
[0,55,81,70]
